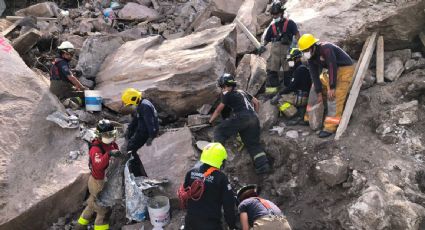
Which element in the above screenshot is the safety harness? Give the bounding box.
[271,18,289,41]
[256,197,276,216]
[177,167,218,209]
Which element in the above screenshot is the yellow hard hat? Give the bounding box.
[298,34,319,51]
[121,88,142,106]
[200,143,228,169]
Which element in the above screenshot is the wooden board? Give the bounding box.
[349,36,371,90]
[376,36,384,84]
[335,32,378,140]
[0,19,13,32]
[6,16,58,21]
[1,19,23,37]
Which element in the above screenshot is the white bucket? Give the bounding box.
[84,90,102,111]
[147,196,170,230]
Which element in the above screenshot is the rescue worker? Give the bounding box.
[298,34,355,138]
[272,48,312,125]
[49,41,87,108]
[261,1,300,95]
[181,143,237,230]
[121,88,159,176]
[76,119,121,230]
[209,73,271,175]
[237,185,292,230]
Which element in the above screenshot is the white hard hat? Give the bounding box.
[58,41,75,50]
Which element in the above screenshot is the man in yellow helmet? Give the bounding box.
[179,143,237,230]
[121,88,159,176]
[298,34,355,138]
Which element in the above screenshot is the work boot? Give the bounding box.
[253,154,271,175]
[318,130,333,138]
[287,116,303,126]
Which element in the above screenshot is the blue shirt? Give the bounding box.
[238,197,283,226]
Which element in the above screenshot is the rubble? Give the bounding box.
[315,156,348,186]
[96,24,237,116]
[235,54,267,95]
[76,35,125,79]
[139,127,197,201]
[404,58,425,73]
[187,114,209,126]
[15,2,59,18]
[384,49,412,64]
[258,100,278,130]
[384,57,404,82]
[286,130,299,139]
[118,2,160,21]
[194,16,221,32]
[390,100,419,125]
[197,104,212,115]
[11,28,42,54]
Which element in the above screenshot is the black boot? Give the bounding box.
[253,153,271,175]
[318,130,333,138]
[287,116,302,126]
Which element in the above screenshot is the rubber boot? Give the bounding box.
[287,107,307,126]
[265,71,279,97]
[318,130,333,138]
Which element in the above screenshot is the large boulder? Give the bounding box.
[258,100,278,130]
[118,2,160,21]
[96,24,237,116]
[76,35,125,79]
[235,54,267,96]
[234,0,258,55]
[211,0,243,22]
[195,16,222,32]
[15,2,59,17]
[139,127,197,202]
[289,1,425,51]
[0,38,87,229]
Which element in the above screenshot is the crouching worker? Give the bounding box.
[209,73,271,175]
[272,48,312,126]
[76,119,121,230]
[178,143,237,230]
[49,41,87,109]
[237,185,292,230]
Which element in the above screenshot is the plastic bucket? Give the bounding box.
[147,196,170,229]
[84,90,102,111]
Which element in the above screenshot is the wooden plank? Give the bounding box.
[335,32,378,140]
[6,16,58,21]
[350,36,371,90]
[376,36,384,84]
[1,19,23,37]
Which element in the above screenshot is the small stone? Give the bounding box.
[69,151,80,160]
[316,156,348,186]
[197,104,212,115]
[412,52,423,60]
[291,163,299,173]
[289,153,297,160]
[286,130,299,139]
[187,114,210,126]
[302,131,310,136]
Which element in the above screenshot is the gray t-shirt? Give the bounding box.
[238,197,283,226]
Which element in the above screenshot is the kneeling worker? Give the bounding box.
[298,34,355,138]
[76,119,121,230]
[237,185,292,230]
[209,73,271,174]
[179,143,237,230]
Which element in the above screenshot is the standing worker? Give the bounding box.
[121,88,159,176]
[298,34,355,138]
[209,73,271,175]
[49,41,87,108]
[178,143,237,230]
[237,185,292,230]
[272,48,312,125]
[261,1,300,96]
[76,119,121,230]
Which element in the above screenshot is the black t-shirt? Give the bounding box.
[238,197,283,226]
[221,89,255,114]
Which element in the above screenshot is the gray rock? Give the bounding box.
[11,28,42,55]
[195,16,222,32]
[197,104,212,115]
[79,77,94,88]
[390,100,418,125]
[15,2,59,17]
[384,57,404,81]
[315,156,348,186]
[187,114,210,126]
[286,130,299,139]
[211,0,244,22]
[139,127,197,200]
[76,35,124,79]
[234,0,258,55]
[258,100,278,130]
[404,58,425,73]
[118,2,159,21]
[411,52,423,60]
[235,54,267,95]
[384,49,412,64]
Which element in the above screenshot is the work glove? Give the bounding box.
[108,149,121,157]
[257,45,266,55]
[146,137,153,146]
